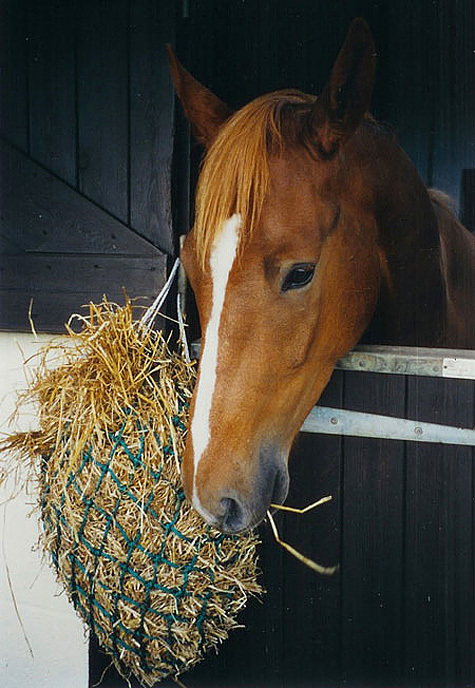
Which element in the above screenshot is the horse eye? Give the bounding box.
[281,264,315,292]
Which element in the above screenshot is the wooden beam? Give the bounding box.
[28,0,77,186]
[130,0,176,254]
[0,0,28,150]
[0,140,160,255]
[0,252,167,332]
[76,0,128,223]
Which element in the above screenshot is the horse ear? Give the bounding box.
[166,45,233,148]
[308,18,376,157]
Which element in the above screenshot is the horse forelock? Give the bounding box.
[192,89,316,270]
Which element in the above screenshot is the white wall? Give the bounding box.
[0,332,88,688]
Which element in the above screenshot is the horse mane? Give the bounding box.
[428,188,456,213]
[192,89,315,268]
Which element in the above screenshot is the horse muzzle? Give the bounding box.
[192,447,290,534]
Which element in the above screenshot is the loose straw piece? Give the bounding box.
[267,496,338,576]
[2,506,34,657]
[28,298,38,339]
[270,495,333,515]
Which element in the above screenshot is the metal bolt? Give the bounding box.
[414,426,423,436]
[331,417,338,425]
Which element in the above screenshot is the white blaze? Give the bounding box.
[191,214,241,509]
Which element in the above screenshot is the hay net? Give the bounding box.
[2,299,261,686]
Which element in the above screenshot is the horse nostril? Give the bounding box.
[220,496,246,533]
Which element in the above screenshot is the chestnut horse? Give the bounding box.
[168,19,475,533]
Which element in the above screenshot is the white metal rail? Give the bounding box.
[334,345,475,380]
[301,406,475,446]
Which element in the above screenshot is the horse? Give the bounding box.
[167,18,475,534]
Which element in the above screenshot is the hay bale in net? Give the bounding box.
[3,299,261,686]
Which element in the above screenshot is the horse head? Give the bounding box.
[169,19,384,532]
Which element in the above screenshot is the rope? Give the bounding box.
[139,255,191,362]
[139,257,181,330]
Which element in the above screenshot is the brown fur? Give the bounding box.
[431,190,475,347]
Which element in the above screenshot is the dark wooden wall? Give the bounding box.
[0,0,177,332]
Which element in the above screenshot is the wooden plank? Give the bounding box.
[381,0,438,183]
[173,3,204,346]
[404,377,475,687]
[129,0,176,254]
[431,0,475,211]
[171,0,191,244]
[340,371,405,686]
[0,253,167,333]
[171,103,191,240]
[232,525,284,688]
[28,0,76,185]
[281,371,343,687]
[0,0,29,150]
[0,141,156,256]
[77,0,128,223]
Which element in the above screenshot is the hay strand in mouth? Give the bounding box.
[270,495,333,515]
[267,497,338,576]
[1,297,262,686]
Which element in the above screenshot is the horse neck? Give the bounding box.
[364,137,447,346]
[432,191,475,348]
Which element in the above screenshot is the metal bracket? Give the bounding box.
[301,406,475,446]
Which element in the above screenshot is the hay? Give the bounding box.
[2,298,262,686]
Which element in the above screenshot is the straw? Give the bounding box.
[267,499,338,576]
